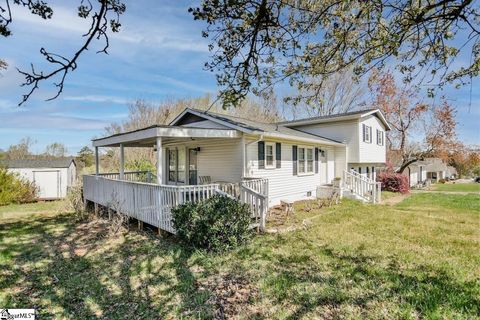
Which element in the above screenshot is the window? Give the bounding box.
[363,124,372,143]
[265,143,275,168]
[377,129,384,146]
[307,148,314,172]
[168,148,186,183]
[297,146,314,174]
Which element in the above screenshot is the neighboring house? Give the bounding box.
[424,158,450,182]
[1,158,77,199]
[403,158,456,185]
[405,161,428,187]
[83,108,389,233]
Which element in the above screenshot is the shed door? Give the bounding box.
[33,170,60,199]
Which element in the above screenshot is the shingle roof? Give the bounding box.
[0,157,75,169]
[277,109,378,125]
[187,108,344,144]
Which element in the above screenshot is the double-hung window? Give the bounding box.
[363,124,372,143]
[376,129,384,146]
[265,143,275,168]
[297,146,314,174]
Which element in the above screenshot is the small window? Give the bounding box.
[298,148,305,173]
[265,143,275,168]
[363,124,372,143]
[377,129,384,146]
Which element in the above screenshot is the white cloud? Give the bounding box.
[13,3,209,53]
[63,95,130,105]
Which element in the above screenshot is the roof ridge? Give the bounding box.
[277,108,379,125]
[188,107,276,125]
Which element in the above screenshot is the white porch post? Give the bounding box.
[95,146,99,176]
[119,143,125,180]
[156,137,163,184]
[241,135,246,178]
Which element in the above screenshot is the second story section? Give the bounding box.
[280,109,391,164]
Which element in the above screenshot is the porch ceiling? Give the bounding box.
[92,125,241,147]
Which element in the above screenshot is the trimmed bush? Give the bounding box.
[172,195,253,252]
[438,179,446,184]
[0,167,38,205]
[377,171,410,194]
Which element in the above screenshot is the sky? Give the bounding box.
[0,0,479,155]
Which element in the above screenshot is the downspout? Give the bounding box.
[243,133,264,178]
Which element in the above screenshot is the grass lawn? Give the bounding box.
[1,194,479,319]
[431,182,480,193]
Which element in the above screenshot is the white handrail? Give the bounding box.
[343,170,382,204]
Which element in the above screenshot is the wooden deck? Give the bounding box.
[83,173,269,234]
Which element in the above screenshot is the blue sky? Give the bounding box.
[0,0,479,155]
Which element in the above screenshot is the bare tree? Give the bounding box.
[288,68,366,118]
[1,0,126,105]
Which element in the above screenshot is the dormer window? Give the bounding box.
[362,124,372,143]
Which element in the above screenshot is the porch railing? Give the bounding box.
[343,170,382,204]
[83,175,269,234]
[98,171,156,183]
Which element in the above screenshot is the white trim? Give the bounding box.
[297,146,314,175]
[93,126,241,147]
[264,142,276,169]
[281,109,392,131]
[170,108,255,133]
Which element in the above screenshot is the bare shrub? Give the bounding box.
[107,191,129,234]
[65,181,87,219]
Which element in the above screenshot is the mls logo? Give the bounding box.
[0,309,10,320]
[0,309,36,320]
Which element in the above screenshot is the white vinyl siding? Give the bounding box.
[358,115,387,163]
[179,119,229,129]
[163,138,243,184]
[292,120,359,163]
[246,139,343,206]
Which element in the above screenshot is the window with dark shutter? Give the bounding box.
[362,124,366,141]
[258,141,265,169]
[315,147,319,173]
[276,142,281,168]
[292,145,297,175]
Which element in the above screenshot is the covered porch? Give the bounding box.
[83,125,269,234]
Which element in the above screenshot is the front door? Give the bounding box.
[188,148,198,185]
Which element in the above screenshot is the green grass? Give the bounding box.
[431,182,480,193]
[1,194,479,319]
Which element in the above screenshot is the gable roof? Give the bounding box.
[0,157,76,169]
[278,109,391,130]
[170,108,345,146]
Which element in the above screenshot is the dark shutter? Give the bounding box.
[275,142,281,168]
[358,167,362,174]
[292,145,298,175]
[362,124,366,141]
[315,147,319,173]
[258,141,265,169]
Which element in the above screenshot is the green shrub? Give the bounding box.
[172,195,253,252]
[0,167,38,205]
[438,178,446,184]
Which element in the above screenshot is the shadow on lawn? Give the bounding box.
[0,214,208,319]
[1,214,478,319]
[260,241,480,319]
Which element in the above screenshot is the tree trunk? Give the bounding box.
[397,158,419,174]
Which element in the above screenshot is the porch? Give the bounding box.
[84,125,269,234]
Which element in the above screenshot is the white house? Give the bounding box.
[83,108,389,233]
[2,158,77,199]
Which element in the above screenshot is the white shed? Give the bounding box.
[2,158,77,199]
